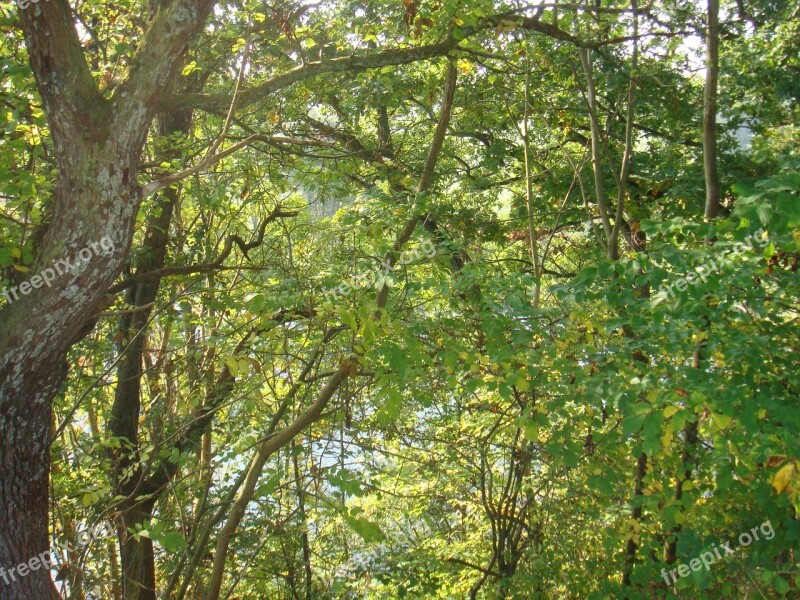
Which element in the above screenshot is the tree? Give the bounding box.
[1,0,798,598]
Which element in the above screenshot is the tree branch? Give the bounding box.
[18,0,106,147]
[141,136,338,196]
[161,13,591,115]
[201,59,459,600]
[110,0,218,140]
[106,208,299,295]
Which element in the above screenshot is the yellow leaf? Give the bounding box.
[661,429,673,453]
[12,264,28,273]
[10,248,21,259]
[771,463,797,494]
[711,412,732,431]
[663,405,679,418]
[238,358,250,376]
[226,356,239,377]
[181,61,198,76]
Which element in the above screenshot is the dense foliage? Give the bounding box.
[0,0,798,598]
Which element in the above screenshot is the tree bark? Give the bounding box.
[109,106,193,600]
[1,2,216,597]
[703,0,721,219]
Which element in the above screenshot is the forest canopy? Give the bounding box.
[0,0,798,598]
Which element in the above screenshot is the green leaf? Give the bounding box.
[161,532,186,552]
[343,514,385,543]
[621,412,647,437]
[338,308,358,332]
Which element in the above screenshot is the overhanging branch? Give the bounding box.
[106,208,299,295]
[160,13,591,115]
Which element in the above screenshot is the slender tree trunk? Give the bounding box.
[522,71,542,308]
[292,449,314,599]
[622,452,648,589]
[108,537,123,600]
[578,47,614,254]
[703,0,721,219]
[662,4,719,571]
[116,501,157,600]
[665,1,721,567]
[109,108,192,600]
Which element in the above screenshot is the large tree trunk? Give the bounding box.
[0,144,140,599]
[0,366,64,600]
[1,2,216,597]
